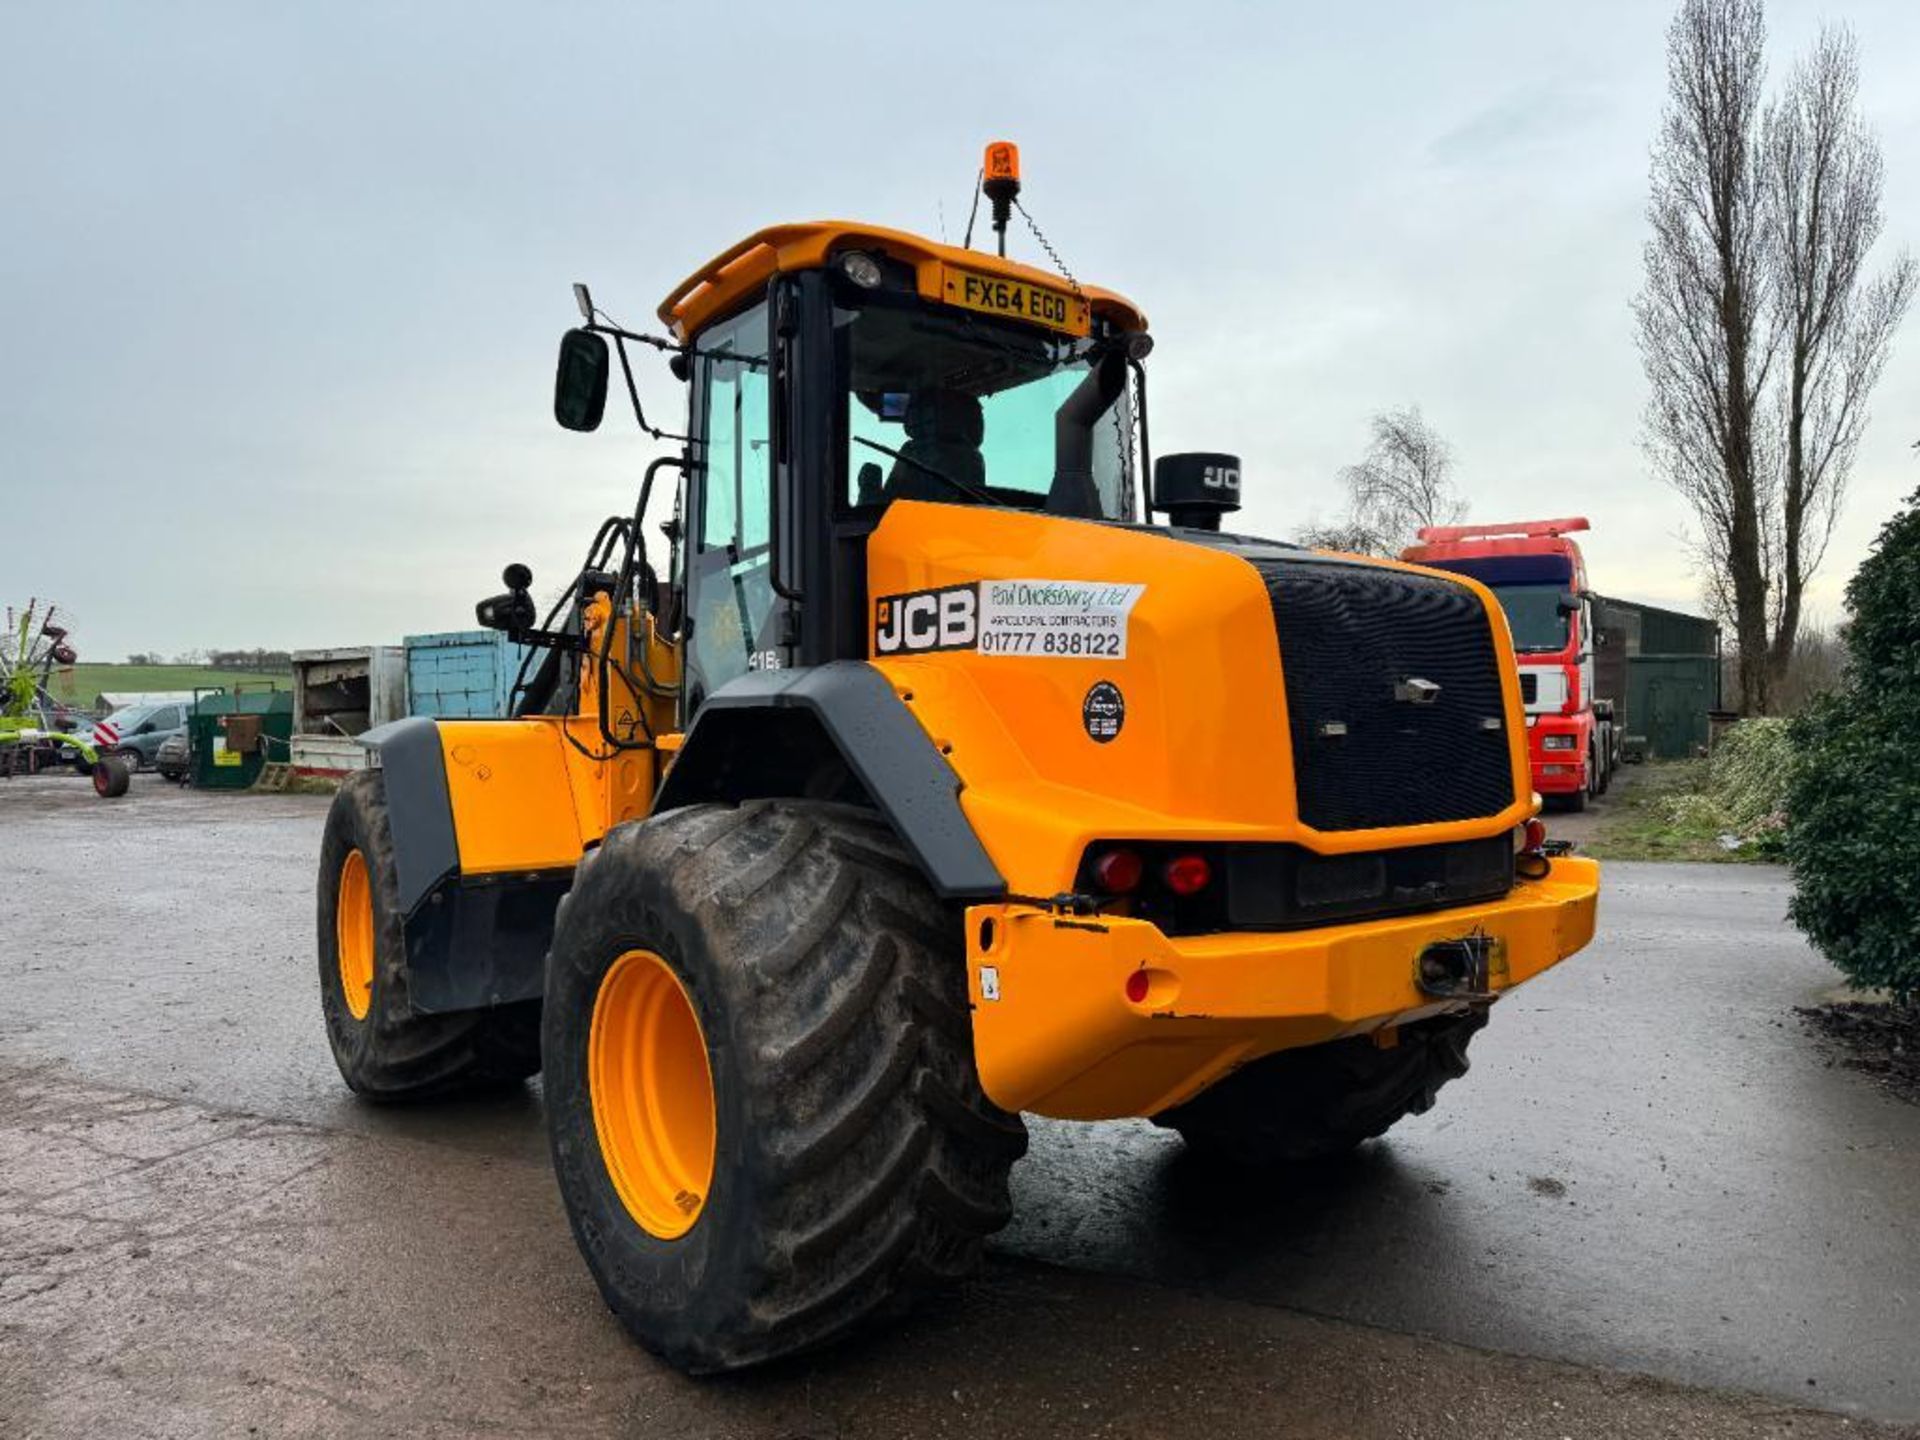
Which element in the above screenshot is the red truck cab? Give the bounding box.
[1402,518,1612,810]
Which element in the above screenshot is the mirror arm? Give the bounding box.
[609,333,691,444]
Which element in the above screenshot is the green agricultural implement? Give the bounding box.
[1,600,130,797]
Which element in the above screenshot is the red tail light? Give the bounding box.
[1522,818,1547,853]
[1090,848,1144,894]
[1162,853,1213,897]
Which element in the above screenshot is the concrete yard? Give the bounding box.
[3,774,1916,1438]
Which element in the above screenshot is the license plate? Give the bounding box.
[944,267,1089,336]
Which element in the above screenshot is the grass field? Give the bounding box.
[44,664,291,709]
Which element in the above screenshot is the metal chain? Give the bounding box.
[1014,199,1084,299]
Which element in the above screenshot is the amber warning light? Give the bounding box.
[982,140,1023,256]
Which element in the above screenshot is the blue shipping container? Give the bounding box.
[404,630,529,718]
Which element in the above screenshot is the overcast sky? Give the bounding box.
[5,2,1917,660]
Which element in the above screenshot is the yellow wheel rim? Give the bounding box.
[589,948,717,1240]
[335,849,375,1022]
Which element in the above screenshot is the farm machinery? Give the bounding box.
[1,600,130,796]
[314,146,1600,1372]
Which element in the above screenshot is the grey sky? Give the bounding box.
[5,2,1917,659]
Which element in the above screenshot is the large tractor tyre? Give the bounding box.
[543,799,1028,1374]
[316,769,543,1100]
[1155,1009,1490,1166]
[92,757,131,798]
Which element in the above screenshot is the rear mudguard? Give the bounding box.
[358,716,584,1014]
[654,662,1005,901]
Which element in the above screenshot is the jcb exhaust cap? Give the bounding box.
[1151,452,1243,532]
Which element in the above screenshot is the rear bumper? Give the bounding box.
[964,856,1599,1120]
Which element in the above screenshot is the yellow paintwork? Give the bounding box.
[436,602,682,876]
[427,221,1602,1128]
[964,857,1598,1118]
[656,220,1146,342]
[865,501,1535,894]
[427,498,1596,1123]
[335,848,375,1021]
[589,948,717,1239]
[854,499,1597,1116]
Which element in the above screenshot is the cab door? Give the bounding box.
[684,301,783,713]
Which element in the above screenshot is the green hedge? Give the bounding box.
[1785,487,1920,1001]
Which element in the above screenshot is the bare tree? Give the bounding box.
[1303,406,1464,556]
[1634,0,1775,713]
[1759,25,1916,691]
[1637,0,1913,714]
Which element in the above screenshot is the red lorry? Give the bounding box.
[1402,517,1616,811]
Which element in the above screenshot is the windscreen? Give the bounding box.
[1489,585,1572,653]
[838,300,1134,519]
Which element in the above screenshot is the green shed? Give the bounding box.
[1593,595,1722,760]
[188,686,294,789]
[1627,656,1720,759]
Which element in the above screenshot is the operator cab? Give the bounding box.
[540,218,1156,718]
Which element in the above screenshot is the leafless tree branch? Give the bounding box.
[1304,406,1465,557]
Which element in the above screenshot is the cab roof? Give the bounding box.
[657,220,1148,341]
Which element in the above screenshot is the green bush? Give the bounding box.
[1785,487,1920,1001]
[1708,716,1794,829]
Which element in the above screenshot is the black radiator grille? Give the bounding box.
[1255,558,1516,830]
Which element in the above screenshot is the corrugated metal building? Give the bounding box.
[1593,595,1722,759]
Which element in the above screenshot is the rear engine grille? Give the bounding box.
[1254,558,1515,829]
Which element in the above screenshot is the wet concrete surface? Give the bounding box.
[3,773,1917,1436]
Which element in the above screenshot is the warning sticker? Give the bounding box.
[975,579,1145,659]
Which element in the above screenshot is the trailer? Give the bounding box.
[290,646,405,776]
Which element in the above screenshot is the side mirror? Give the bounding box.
[1557,591,1582,615]
[1151,452,1242,532]
[554,328,609,433]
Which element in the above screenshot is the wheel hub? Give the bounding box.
[589,948,716,1240]
[335,849,375,1021]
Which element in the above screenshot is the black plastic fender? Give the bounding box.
[653,661,1006,901]
[354,716,561,1014]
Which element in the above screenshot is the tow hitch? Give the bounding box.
[1416,934,1497,1002]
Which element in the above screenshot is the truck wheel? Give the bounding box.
[543,799,1027,1374]
[1155,1010,1489,1165]
[1594,741,1611,794]
[317,770,543,1099]
[92,757,131,798]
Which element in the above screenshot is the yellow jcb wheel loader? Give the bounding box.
[315,146,1599,1374]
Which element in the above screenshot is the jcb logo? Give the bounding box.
[1202,465,1240,493]
[874,585,978,654]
